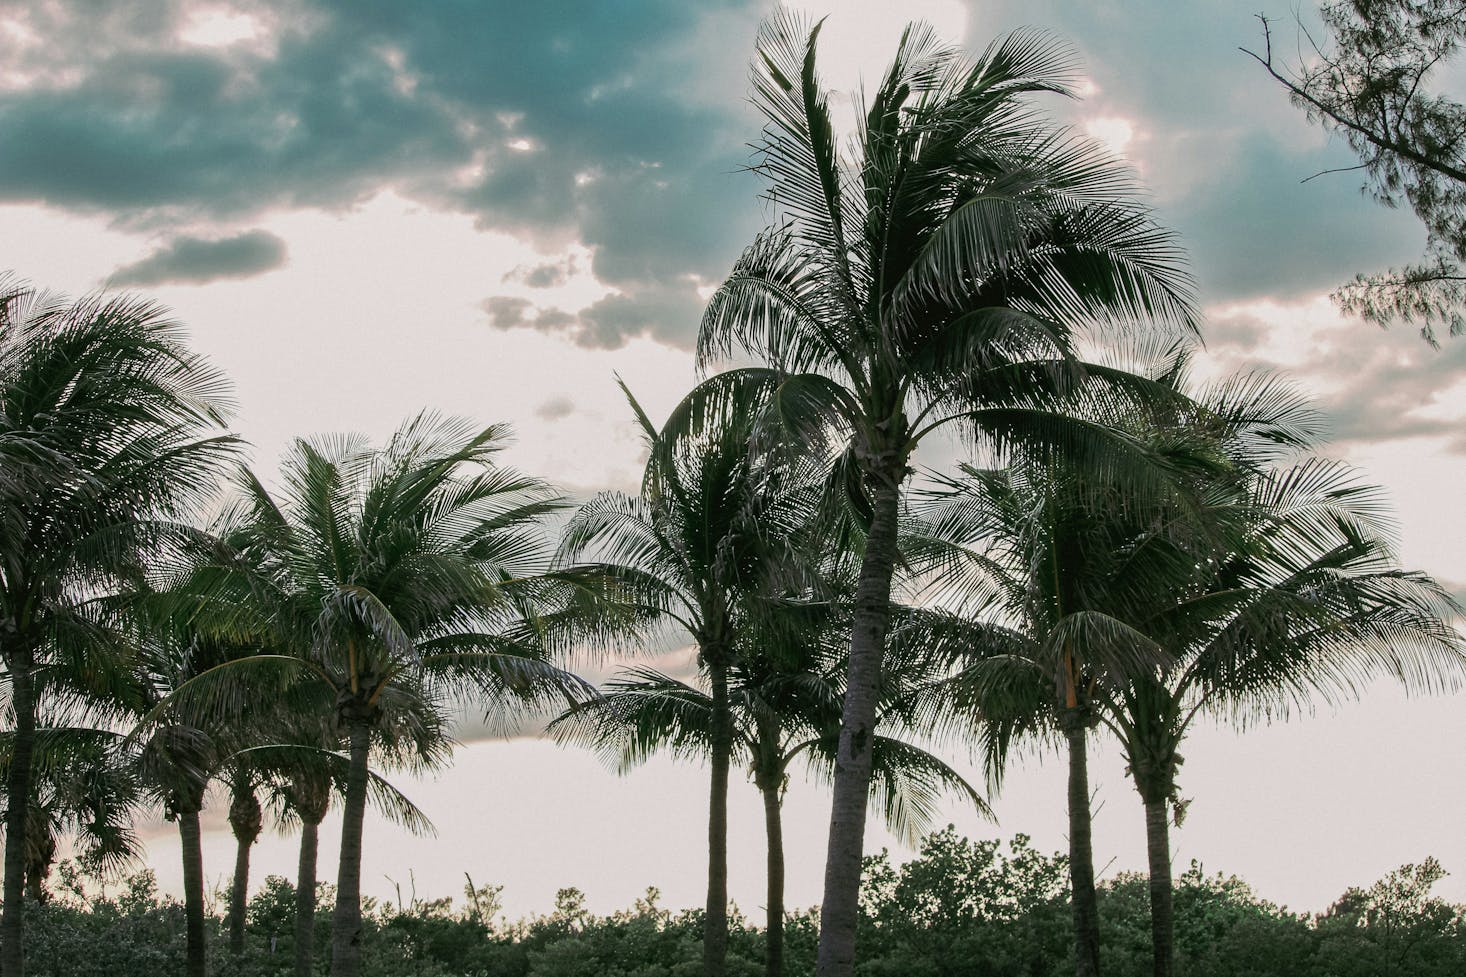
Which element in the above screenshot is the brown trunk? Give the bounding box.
[179,807,208,977]
[704,655,732,977]
[2,650,35,977]
[1144,797,1175,977]
[1064,714,1101,977]
[330,720,372,977]
[228,781,263,955]
[762,782,785,977]
[296,816,321,977]
[816,474,902,977]
[229,836,252,955]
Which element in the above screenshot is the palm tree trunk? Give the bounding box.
[1144,797,1175,977]
[179,808,208,977]
[704,655,732,977]
[229,828,253,955]
[229,782,263,956]
[330,720,372,977]
[762,783,785,977]
[296,817,321,977]
[1063,713,1102,977]
[816,475,902,977]
[2,652,36,977]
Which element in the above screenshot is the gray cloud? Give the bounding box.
[970,1,1425,305]
[0,0,766,347]
[509,258,576,289]
[108,229,287,286]
[1202,305,1466,452]
[483,274,706,350]
[533,396,576,421]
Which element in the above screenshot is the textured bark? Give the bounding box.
[816,475,902,977]
[296,817,321,977]
[179,808,208,977]
[703,655,732,977]
[330,720,372,977]
[1064,715,1102,977]
[1144,797,1175,977]
[762,783,785,977]
[2,650,35,977]
[228,783,263,956]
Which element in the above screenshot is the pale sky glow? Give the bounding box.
[3,0,1463,921]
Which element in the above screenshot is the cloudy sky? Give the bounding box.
[4,0,1465,920]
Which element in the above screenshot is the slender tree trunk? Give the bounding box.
[229,832,253,955]
[762,783,785,977]
[1144,796,1175,977]
[229,782,263,956]
[179,808,208,977]
[296,817,321,977]
[330,720,372,977]
[2,651,36,977]
[1063,713,1102,977]
[816,475,902,977]
[704,655,732,977]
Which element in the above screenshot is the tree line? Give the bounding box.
[22,830,1466,977]
[2,12,1463,977]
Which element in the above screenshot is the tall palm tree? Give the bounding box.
[689,18,1197,974]
[551,611,987,977]
[556,381,817,977]
[0,275,235,975]
[202,414,587,977]
[913,457,1181,977]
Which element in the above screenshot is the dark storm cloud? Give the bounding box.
[0,0,766,346]
[108,229,287,285]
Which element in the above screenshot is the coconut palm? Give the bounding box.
[556,381,818,977]
[689,17,1197,973]
[196,414,587,977]
[1079,380,1465,977]
[0,275,235,975]
[551,603,987,977]
[913,366,1462,977]
[913,456,1186,977]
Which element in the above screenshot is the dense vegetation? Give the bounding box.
[1,9,1463,977]
[26,831,1466,977]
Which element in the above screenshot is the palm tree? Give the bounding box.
[689,18,1197,974]
[205,414,587,977]
[1081,382,1465,977]
[556,381,817,977]
[551,608,987,977]
[913,457,1183,977]
[914,366,1463,977]
[0,275,235,975]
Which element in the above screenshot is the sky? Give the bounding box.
[3,0,1465,923]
